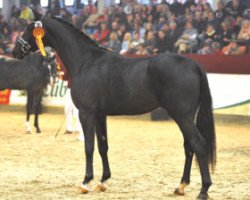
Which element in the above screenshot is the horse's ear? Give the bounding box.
[31,7,43,21]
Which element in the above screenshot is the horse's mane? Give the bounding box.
[51,17,108,52]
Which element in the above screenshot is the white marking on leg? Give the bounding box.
[80,183,91,193]
[25,121,32,133]
[95,181,108,192]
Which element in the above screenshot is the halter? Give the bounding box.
[16,37,31,55]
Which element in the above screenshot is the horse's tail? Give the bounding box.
[196,66,216,171]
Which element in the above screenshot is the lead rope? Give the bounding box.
[54,103,74,138]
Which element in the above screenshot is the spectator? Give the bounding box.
[115,5,127,25]
[232,15,244,35]
[237,20,250,43]
[78,6,90,26]
[144,30,156,54]
[183,0,197,11]
[144,22,154,38]
[71,14,82,30]
[133,23,145,38]
[211,42,222,54]
[82,6,99,35]
[157,15,167,31]
[59,8,71,22]
[180,12,194,29]
[49,0,61,16]
[124,0,135,15]
[96,7,109,24]
[203,24,218,42]
[10,5,20,19]
[169,21,182,52]
[117,23,127,42]
[92,22,110,45]
[225,0,244,19]
[175,21,198,53]
[214,1,226,23]
[195,0,203,13]
[222,39,246,54]
[111,21,120,32]
[120,32,132,55]
[160,22,169,33]
[107,32,121,52]
[109,5,116,22]
[207,11,220,30]
[136,43,149,55]
[129,31,144,53]
[170,0,183,17]
[198,38,213,54]
[153,30,171,54]
[193,12,207,34]
[134,13,142,25]
[141,5,149,24]
[202,2,212,20]
[19,3,34,21]
[217,21,232,47]
[159,4,171,19]
[126,14,134,32]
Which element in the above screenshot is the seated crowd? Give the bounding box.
[0,0,250,56]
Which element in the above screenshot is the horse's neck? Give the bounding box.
[44,18,98,77]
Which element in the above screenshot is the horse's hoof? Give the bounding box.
[95,181,107,192]
[26,130,32,134]
[174,188,185,195]
[197,193,209,200]
[80,184,90,194]
[36,129,41,133]
[174,182,188,196]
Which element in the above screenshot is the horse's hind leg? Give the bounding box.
[94,115,111,192]
[174,139,193,195]
[175,117,212,200]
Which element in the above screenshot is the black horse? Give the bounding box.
[0,52,57,133]
[12,11,216,200]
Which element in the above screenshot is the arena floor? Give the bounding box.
[0,109,249,200]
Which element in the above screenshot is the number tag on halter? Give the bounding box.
[33,21,46,57]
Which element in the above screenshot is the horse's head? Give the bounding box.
[12,9,47,59]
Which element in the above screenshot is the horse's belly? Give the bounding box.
[105,96,159,116]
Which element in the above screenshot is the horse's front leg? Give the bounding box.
[79,110,95,194]
[34,91,43,133]
[25,90,33,134]
[94,115,111,192]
